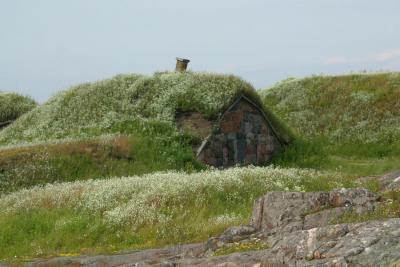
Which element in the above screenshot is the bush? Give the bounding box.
[0,92,37,124]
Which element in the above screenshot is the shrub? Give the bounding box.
[0,92,37,124]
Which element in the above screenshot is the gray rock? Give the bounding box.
[28,243,205,267]
[260,219,400,267]
[204,225,257,255]
[250,189,379,233]
[304,207,347,229]
[219,225,256,243]
[175,250,265,267]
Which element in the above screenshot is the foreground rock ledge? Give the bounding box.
[15,189,400,267]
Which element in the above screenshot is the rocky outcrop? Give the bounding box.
[28,243,205,267]
[260,219,400,267]
[24,188,400,267]
[250,188,379,233]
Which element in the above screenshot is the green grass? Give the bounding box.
[261,72,400,144]
[0,208,238,262]
[0,132,201,195]
[270,137,400,176]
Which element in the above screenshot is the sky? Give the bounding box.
[1,0,399,103]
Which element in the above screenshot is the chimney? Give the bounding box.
[175,58,190,72]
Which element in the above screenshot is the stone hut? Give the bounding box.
[176,94,285,168]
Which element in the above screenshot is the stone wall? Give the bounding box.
[197,98,281,167]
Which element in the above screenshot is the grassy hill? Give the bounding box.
[261,72,400,175]
[0,92,37,126]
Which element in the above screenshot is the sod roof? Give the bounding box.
[0,72,291,146]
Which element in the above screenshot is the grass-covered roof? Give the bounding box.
[0,92,37,124]
[0,72,291,146]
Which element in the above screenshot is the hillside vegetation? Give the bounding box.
[261,72,400,175]
[261,72,400,143]
[0,135,198,195]
[0,92,37,124]
[1,72,400,263]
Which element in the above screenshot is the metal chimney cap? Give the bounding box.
[176,57,190,63]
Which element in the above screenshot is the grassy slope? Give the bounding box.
[261,72,400,176]
[0,134,199,195]
[0,92,37,123]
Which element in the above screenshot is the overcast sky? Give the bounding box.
[1,0,399,102]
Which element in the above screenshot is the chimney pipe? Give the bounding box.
[175,57,190,72]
